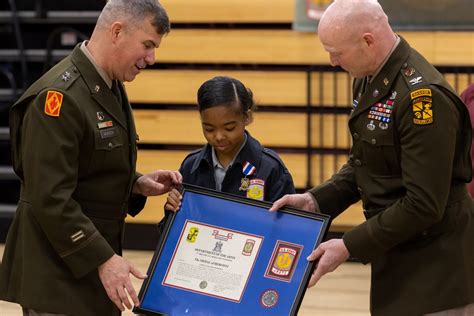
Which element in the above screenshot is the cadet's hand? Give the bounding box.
[269,193,317,212]
[306,239,350,288]
[133,170,182,196]
[98,254,147,311]
[164,188,182,212]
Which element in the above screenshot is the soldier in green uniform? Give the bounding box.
[0,1,182,315]
[271,1,474,315]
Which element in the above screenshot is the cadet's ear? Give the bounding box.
[244,110,253,125]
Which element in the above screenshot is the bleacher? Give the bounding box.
[0,0,473,248]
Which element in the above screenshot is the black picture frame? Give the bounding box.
[133,184,330,316]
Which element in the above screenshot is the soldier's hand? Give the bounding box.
[133,170,182,196]
[164,188,182,212]
[269,192,317,213]
[98,254,147,311]
[306,239,350,287]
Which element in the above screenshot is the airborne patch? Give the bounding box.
[44,90,63,117]
[411,88,433,125]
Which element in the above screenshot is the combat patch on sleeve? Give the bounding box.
[411,88,433,125]
[44,90,64,117]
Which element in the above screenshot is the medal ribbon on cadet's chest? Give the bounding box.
[242,162,256,176]
[239,162,256,191]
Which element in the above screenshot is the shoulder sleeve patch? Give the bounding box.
[44,90,64,117]
[411,88,433,125]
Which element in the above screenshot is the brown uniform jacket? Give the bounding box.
[0,45,146,315]
[309,37,474,315]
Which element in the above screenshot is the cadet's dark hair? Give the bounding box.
[100,0,170,35]
[197,76,256,120]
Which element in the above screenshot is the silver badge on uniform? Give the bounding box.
[379,122,389,130]
[61,71,71,82]
[409,76,423,85]
[372,89,379,97]
[97,111,105,121]
[94,85,100,92]
[367,120,376,131]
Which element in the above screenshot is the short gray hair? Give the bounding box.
[99,0,170,35]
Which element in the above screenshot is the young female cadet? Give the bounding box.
[164,76,295,212]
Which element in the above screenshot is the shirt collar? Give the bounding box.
[80,41,113,89]
[191,131,263,174]
[370,34,400,83]
[211,133,248,170]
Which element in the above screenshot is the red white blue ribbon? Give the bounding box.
[242,161,256,176]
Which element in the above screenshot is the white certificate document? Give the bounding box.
[163,220,264,302]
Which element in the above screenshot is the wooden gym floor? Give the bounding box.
[0,244,370,315]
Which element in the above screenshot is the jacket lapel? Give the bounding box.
[70,46,128,130]
[350,37,411,122]
[118,82,138,166]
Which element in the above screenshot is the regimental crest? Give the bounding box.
[411,88,433,125]
[239,177,250,191]
[44,90,63,117]
[265,241,303,282]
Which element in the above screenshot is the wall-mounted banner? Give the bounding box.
[293,0,474,32]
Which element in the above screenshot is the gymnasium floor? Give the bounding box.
[0,245,370,315]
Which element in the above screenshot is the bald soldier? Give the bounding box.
[0,1,182,315]
[271,0,474,315]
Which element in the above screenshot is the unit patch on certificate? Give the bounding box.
[411,88,433,125]
[265,241,303,282]
[186,227,199,243]
[242,239,256,256]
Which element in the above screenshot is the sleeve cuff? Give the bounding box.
[61,231,115,278]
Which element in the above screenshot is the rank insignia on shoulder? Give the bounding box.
[44,90,63,117]
[411,88,433,125]
[247,179,264,201]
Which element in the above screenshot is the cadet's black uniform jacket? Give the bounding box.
[180,132,295,201]
[309,37,474,315]
[0,45,145,315]
[158,132,295,234]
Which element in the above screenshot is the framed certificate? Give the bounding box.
[134,184,330,316]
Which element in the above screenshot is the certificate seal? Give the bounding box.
[199,281,208,289]
[260,289,278,308]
